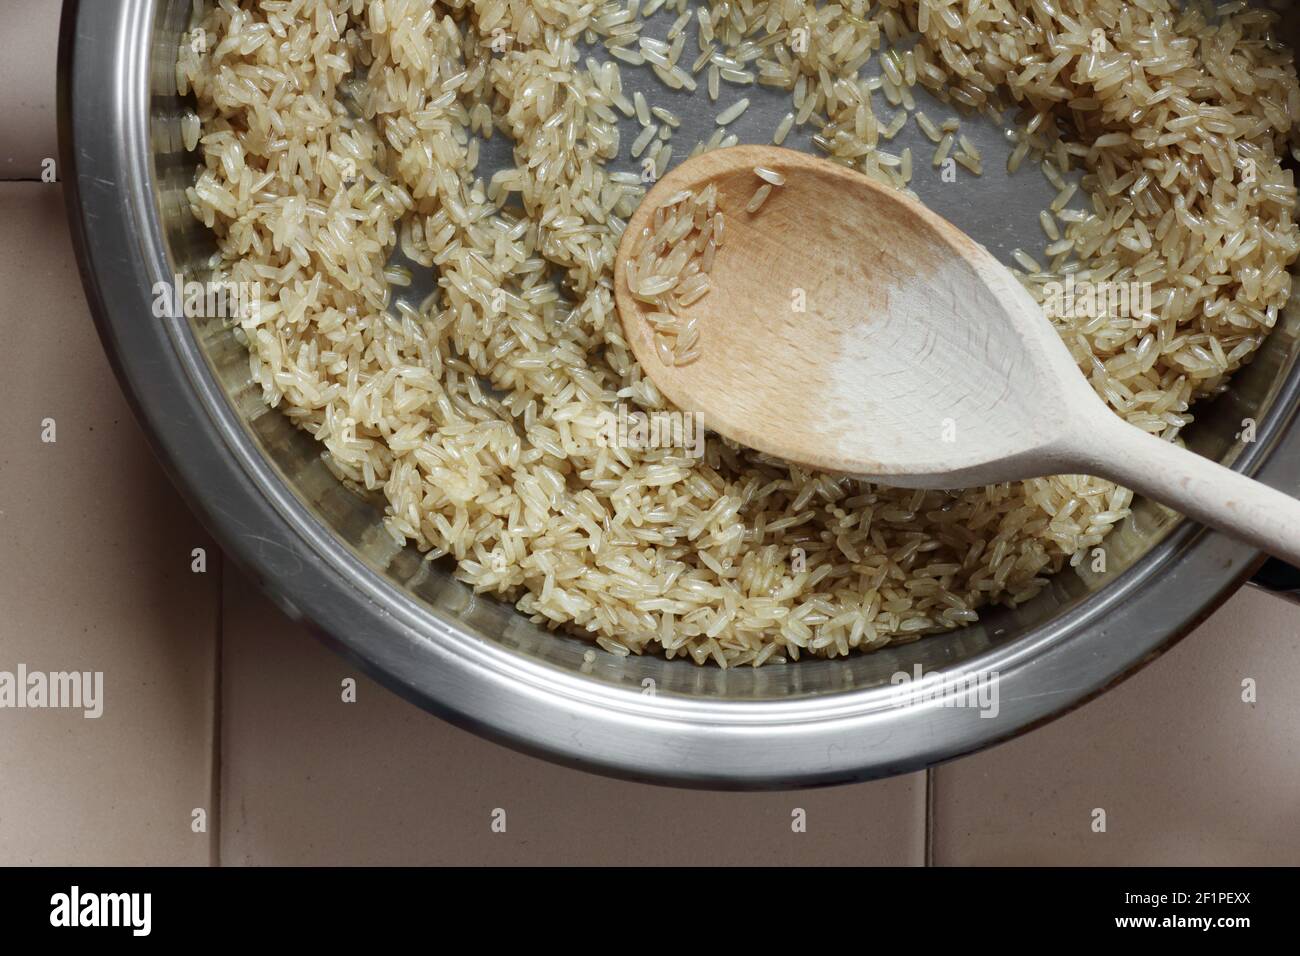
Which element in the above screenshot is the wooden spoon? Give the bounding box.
[614,144,1300,566]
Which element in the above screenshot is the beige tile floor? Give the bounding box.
[4,0,1300,866]
[0,182,220,865]
[0,2,59,180]
[932,586,1300,865]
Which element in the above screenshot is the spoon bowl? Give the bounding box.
[616,145,1101,487]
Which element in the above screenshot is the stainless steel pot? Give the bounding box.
[59,0,1300,788]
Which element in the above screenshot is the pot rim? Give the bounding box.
[58,0,1296,789]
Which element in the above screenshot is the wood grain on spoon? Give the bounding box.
[614,145,1300,567]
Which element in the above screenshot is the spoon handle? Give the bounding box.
[1073,414,1300,567]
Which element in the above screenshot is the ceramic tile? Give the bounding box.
[930,586,1300,865]
[0,1,61,180]
[0,182,220,865]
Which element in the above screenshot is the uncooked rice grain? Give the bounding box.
[745,183,774,212]
[715,96,748,125]
[933,132,955,166]
[773,111,794,145]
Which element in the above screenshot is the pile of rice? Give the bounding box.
[180,0,1300,666]
[628,181,722,366]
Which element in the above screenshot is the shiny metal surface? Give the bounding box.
[60,0,1300,788]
